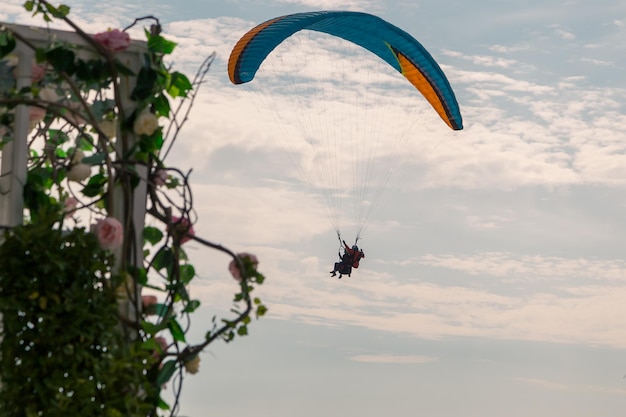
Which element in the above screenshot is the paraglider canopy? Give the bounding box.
[228,11,463,242]
[228,10,463,131]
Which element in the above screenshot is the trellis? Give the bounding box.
[0,22,151,350]
[0,22,148,265]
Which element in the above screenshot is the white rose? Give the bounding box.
[71,149,85,164]
[38,86,61,103]
[98,119,117,139]
[67,162,91,182]
[184,355,200,374]
[133,110,158,136]
[4,54,18,67]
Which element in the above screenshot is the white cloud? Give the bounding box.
[516,377,626,395]
[580,57,614,67]
[442,50,518,69]
[182,248,626,349]
[349,354,437,364]
[488,44,529,54]
[418,252,626,282]
[272,0,380,11]
[553,28,576,40]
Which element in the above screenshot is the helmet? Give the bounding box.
[352,245,358,251]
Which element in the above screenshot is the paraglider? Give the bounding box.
[228,11,463,278]
[330,240,365,279]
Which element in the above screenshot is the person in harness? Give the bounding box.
[330,240,365,279]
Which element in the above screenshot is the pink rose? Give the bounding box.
[91,217,123,250]
[94,29,130,53]
[153,336,168,359]
[63,197,78,218]
[170,216,195,244]
[31,64,45,83]
[228,253,259,281]
[12,62,45,83]
[153,169,167,187]
[29,106,46,129]
[142,295,158,315]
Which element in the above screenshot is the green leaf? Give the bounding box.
[143,226,163,245]
[56,4,70,17]
[0,31,16,58]
[42,2,70,18]
[48,129,70,145]
[182,299,201,313]
[151,247,173,275]
[45,46,76,75]
[89,99,116,121]
[77,135,94,151]
[157,396,171,410]
[179,264,195,285]
[54,147,67,158]
[147,303,170,317]
[167,72,192,98]
[81,152,106,166]
[75,58,109,85]
[152,93,170,117]
[140,321,160,335]
[173,282,189,302]
[138,130,163,153]
[237,325,248,336]
[130,67,157,101]
[80,172,106,198]
[127,266,148,286]
[146,31,177,54]
[140,338,158,351]
[24,1,34,12]
[156,360,176,387]
[256,304,268,318]
[167,319,186,342]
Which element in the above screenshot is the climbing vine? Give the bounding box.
[0,1,266,415]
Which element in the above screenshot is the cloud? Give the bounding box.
[161,15,626,195]
[553,28,576,41]
[580,57,614,67]
[418,252,626,283]
[272,0,380,11]
[349,354,437,364]
[143,16,626,352]
[182,247,626,350]
[442,50,518,69]
[488,44,529,54]
[516,377,626,395]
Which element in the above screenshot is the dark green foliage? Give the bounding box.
[0,222,153,417]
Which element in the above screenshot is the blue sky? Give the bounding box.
[2,0,626,416]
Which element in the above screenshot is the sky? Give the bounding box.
[2,0,626,416]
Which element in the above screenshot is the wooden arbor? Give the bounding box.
[0,22,149,265]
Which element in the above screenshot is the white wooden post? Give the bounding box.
[0,21,149,350]
[0,44,32,228]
